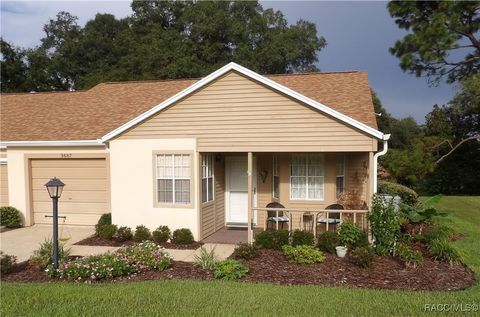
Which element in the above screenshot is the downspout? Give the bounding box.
[373,134,391,193]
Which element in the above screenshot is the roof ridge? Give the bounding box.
[1,90,88,96]
[267,70,364,77]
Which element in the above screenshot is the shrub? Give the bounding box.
[338,221,362,249]
[152,226,171,243]
[255,230,289,250]
[213,259,249,280]
[378,181,418,206]
[134,225,152,242]
[193,246,218,271]
[350,246,375,268]
[95,213,111,236]
[317,231,339,253]
[423,225,456,243]
[54,241,172,281]
[368,195,402,255]
[171,228,194,244]
[30,238,70,270]
[0,252,17,275]
[0,206,22,228]
[395,243,423,268]
[291,230,315,247]
[427,239,461,265]
[282,245,325,265]
[232,243,258,260]
[98,224,117,240]
[116,226,133,242]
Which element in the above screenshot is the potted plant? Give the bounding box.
[335,245,347,257]
[336,220,362,258]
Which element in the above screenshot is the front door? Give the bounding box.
[226,156,256,225]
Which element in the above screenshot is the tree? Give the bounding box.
[388,1,480,84]
[1,1,326,92]
[0,39,27,92]
[371,90,394,132]
[423,75,480,194]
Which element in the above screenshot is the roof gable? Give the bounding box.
[101,63,384,141]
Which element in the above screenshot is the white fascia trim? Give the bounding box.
[101,62,386,142]
[0,158,7,164]
[0,140,104,147]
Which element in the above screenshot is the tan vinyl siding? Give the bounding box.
[0,164,8,207]
[120,71,377,152]
[30,158,109,225]
[200,155,226,239]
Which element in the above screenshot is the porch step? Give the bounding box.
[226,222,248,228]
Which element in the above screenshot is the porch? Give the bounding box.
[199,151,373,243]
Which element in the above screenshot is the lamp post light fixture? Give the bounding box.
[44,177,65,270]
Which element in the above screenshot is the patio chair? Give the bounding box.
[317,203,344,232]
[266,202,289,230]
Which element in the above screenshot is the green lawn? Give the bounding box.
[2,196,479,317]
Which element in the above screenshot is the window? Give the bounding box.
[336,155,345,198]
[202,154,214,203]
[290,154,324,200]
[156,154,191,204]
[273,155,279,199]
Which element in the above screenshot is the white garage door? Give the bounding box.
[31,158,109,225]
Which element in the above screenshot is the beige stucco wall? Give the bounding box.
[109,138,201,240]
[5,146,108,226]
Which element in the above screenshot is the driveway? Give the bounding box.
[0,225,94,262]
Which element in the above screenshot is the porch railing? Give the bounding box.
[251,207,369,238]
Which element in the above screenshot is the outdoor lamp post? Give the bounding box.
[45,177,65,270]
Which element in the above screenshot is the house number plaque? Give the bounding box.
[60,153,72,158]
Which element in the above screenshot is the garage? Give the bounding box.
[0,163,8,206]
[30,158,109,225]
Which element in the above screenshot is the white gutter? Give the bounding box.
[0,140,104,147]
[0,158,7,164]
[373,134,391,193]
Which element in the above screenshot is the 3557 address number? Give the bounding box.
[61,153,72,158]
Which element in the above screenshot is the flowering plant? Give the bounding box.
[48,241,172,281]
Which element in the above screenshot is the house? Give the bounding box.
[0,62,389,241]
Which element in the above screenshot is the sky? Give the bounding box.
[0,0,458,123]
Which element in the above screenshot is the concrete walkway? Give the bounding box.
[0,225,235,263]
[0,225,94,262]
[167,243,236,262]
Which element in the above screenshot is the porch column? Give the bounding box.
[247,152,253,243]
[367,151,374,208]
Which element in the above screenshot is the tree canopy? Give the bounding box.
[388,1,480,84]
[0,0,326,92]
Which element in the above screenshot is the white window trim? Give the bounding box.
[202,154,214,203]
[336,155,346,198]
[156,154,191,205]
[290,154,325,201]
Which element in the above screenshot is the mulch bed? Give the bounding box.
[74,236,135,247]
[239,249,475,291]
[0,261,212,283]
[74,236,202,250]
[1,261,52,283]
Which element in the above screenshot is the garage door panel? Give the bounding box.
[33,201,109,214]
[32,190,108,203]
[31,158,109,226]
[0,164,8,206]
[31,159,105,168]
[31,167,107,179]
[34,213,103,226]
[31,178,108,191]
